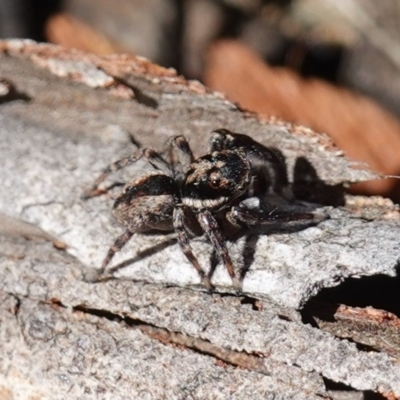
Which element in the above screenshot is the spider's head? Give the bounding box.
[182,149,251,210]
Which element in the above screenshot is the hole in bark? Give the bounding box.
[301,269,400,356]
[303,268,400,318]
[323,377,357,392]
[323,377,386,399]
[363,393,390,400]
[240,296,262,311]
[301,300,338,324]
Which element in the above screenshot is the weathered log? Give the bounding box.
[0,40,399,399]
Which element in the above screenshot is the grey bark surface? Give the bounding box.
[0,40,399,399]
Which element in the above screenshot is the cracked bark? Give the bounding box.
[0,40,400,399]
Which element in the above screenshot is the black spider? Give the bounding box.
[85,129,326,288]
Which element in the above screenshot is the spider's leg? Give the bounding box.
[84,148,172,198]
[173,207,211,288]
[197,209,240,289]
[209,129,229,152]
[227,197,328,229]
[101,229,134,274]
[166,136,195,183]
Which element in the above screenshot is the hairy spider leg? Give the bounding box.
[165,136,195,184]
[227,198,327,229]
[197,209,240,289]
[100,229,134,274]
[173,207,211,288]
[84,148,173,198]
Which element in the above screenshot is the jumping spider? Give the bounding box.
[85,129,325,288]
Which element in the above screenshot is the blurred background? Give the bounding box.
[2,0,400,202]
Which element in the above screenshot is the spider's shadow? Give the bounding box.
[209,153,346,282]
[209,221,325,284]
[106,234,177,276]
[292,156,345,207]
[209,233,261,282]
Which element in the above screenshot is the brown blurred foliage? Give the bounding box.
[204,40,400,201]
[46,14,121,55]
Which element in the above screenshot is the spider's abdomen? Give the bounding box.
[113,173,178,231]
[182,149,251,210]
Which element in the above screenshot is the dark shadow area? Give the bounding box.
[284,40,345,83]
[323,378,358,393]
[293,156,345,206]
[363,393,389,400]
[301,300,338,324]
[215,1,345,84]
[106,236,177,275]
[240,235,259,281]
[353,341,381,354]
[83,236,177,283]
[240,296,262,311]
[216,211,327,284]
[323,377,386,400]
[113,77,159,109]
[302,263,400,318]
[0,80,31,105]
[0,0,62,40]
[208,248,219,282]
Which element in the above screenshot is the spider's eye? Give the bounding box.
[210,178,220,188]
[209,172,221,188]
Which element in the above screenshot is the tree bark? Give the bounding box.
[0,39,399,399]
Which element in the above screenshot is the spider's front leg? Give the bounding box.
[101,229,134,273]
[83,147,172,199]
[227,197,329,230]
[173,206,212,288]
[165,136,194,184]
[197,209,241,289]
